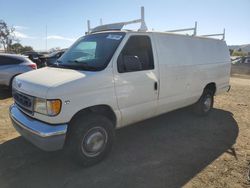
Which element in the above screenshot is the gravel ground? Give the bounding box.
[0,76,249,188]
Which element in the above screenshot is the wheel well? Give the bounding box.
[204,82,216,95]
[9,74,20,88]
[70,105,117,127]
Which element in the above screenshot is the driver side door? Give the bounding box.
[114,34,159,127]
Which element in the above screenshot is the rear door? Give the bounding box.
[113,34,159,126]
[0,56,21,85]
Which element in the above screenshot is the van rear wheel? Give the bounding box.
[193,89,214,116]
[67,114,114,166]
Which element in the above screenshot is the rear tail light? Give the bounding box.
[28,63,37,69]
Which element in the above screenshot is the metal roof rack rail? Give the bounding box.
[166,21,197,36]
[86,6,148,34]
[200,28,225,40]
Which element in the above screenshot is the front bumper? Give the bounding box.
[9,104,68,151]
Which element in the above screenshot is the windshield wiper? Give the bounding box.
[63,63,99,71]
[48,60,63,67]
[48,60,78,70]
[50,60,99,71]
[56,60,63,64]
[65,60,99,71]
[68,59,80,63]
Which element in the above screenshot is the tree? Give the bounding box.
[21,46,33,53]
[0,20,18,52]
[9,43,34,54]
[232,50,247,57]
[229,49,234,55]
[9,43,23,53]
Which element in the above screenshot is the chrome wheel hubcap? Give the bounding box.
[81,127,107,157]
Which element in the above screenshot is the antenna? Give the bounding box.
[166,21,197,36]
[200,28,226,40]
[87,6,148,34]
[87,20,91,34]
[45,24,47,51]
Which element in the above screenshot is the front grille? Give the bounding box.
[13,90,34,114]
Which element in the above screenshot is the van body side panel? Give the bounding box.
[154,33,230,115]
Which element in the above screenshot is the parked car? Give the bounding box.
[242,56,250,64]
[231,56,250,64]
[40,49,66,66]
[9,28,231,166]
[22,51,46,68]
[231,57,242,64]
[0,53,37,88]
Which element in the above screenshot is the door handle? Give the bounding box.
[154,82,158,91]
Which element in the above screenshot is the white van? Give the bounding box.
[9,9,231,166]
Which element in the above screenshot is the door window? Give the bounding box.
[118,35,154,73]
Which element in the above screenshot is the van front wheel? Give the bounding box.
[67,114,114,166]
[193,89,214,116]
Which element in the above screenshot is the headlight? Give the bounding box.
[34,98,47,115]
[34,98,61,116]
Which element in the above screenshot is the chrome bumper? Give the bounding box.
[9,104,68,151]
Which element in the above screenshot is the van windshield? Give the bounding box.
[55,32,125,71]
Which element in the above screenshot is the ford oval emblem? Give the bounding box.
[17,81,22,88]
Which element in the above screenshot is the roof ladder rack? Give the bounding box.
[86,6,148,34]
[166,21,197,36]
[200,28,225,40]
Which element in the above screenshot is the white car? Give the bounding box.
[0,53,37,88]
[9,26,231,166]
[244,57,250,63]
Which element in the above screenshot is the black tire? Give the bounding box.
[193,89,214,116]
[67,113,115,166]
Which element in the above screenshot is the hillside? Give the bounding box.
[228,44,250,52]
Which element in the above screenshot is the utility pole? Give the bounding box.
[45,24,47,51]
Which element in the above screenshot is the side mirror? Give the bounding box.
[121,55,142,72]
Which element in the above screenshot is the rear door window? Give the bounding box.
[0,56,23,65]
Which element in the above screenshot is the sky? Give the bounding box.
[0,0,249,51]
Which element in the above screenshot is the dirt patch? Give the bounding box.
[185,77,250,187]
[231,63,250,76]
[0,77,249,188]
[0,88,18,144]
